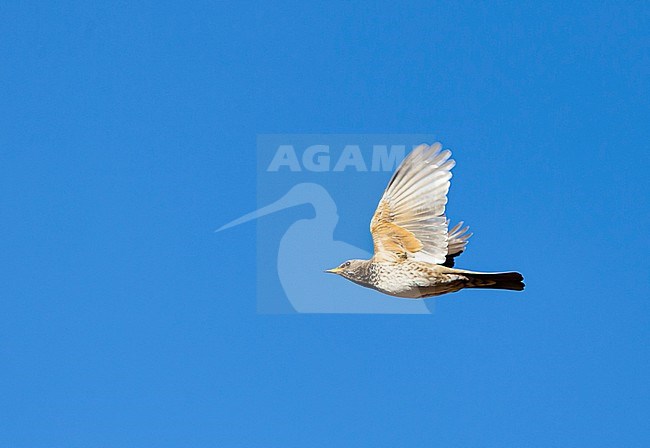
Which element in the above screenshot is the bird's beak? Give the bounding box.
[216,192,299,232]
[325,267,343,274]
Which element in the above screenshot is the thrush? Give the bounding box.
[326,143,524,298]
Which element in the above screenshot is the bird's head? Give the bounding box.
[325,259,370,283]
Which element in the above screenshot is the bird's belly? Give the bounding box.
[372,263,468,298]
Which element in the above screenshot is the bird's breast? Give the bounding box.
[368,261,442,297]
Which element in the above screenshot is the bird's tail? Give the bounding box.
[463,271,525,291]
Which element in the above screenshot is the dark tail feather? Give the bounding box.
[465,272,525,291]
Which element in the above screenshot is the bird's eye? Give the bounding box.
[343,261,351,268]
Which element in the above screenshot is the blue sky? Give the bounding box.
[2,1,649,447]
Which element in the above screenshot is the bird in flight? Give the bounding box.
[326,143,524,298]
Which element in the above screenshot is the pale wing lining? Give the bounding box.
[370,143,455,264]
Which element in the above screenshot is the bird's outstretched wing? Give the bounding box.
[370,143,455,263]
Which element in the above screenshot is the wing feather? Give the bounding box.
[370,143,456,264]
[442,221,473,267]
